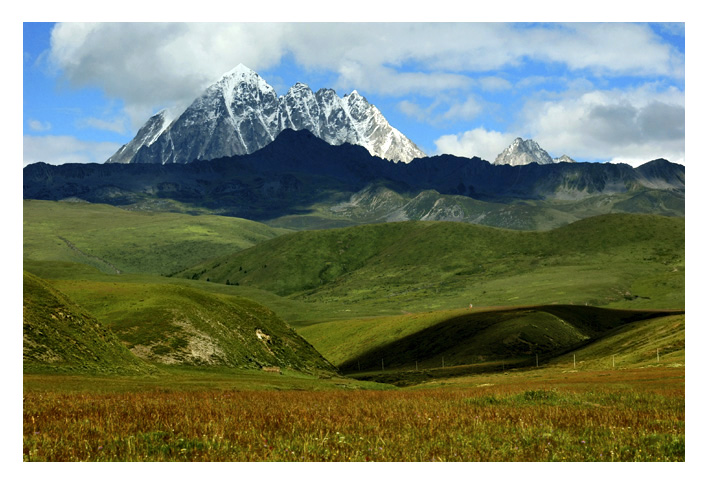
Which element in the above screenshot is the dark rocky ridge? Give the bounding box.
[24,129,685,227]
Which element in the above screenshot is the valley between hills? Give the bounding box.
[23,198,684,461]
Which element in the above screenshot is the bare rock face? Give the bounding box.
[108,64,425,165]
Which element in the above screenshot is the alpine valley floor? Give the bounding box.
[22,200,685,462]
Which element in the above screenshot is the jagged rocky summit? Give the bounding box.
[494,137,576,166]
[107,64,425,165]
[553,154,577,164]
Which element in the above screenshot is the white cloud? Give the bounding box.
[434,127,515,162]
[478,76,512,92]
[23,135,121,166]
[47,22,684,130]
[49,23,290,129]
[521,84,685,165]
[333,62,473,97]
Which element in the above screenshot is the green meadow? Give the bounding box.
[23,200,289,275]
[22,200,685,461]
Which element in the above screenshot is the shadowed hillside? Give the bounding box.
[299,305,682,374]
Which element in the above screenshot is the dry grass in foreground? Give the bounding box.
[23,367,684,462]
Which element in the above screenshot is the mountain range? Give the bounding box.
[24,128,685,230]
[23,64,684,230]
[494,137,576,166]
[106,64,425,165]
[105,64,581,168]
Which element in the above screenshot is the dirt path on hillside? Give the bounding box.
[57,235,122,274]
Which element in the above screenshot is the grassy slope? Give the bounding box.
[23,271,155,375]
[547,313,685,370]
[299,305,683,372]
[23,206,684,387]
[22,198,685,463]
[23,259,348,326]
[42,276,338,375]
[177,213,684,316]
[23,200,289,276]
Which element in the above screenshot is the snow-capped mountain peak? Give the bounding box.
[554,154,577,163]
[494,138,554,166]
[105,109,173,164]
[107,65,424,165]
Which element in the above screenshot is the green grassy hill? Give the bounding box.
[44,276,337,375]
[23,200,289,276]
[299,305,682,374]
[547,313,685,370]
[23,271,155,374]
[177,214,684,313]
[23,203,684,384]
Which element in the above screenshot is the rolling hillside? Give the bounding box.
[299,305,683,375]
[23,271,154,374]
[177,214,685,313]
[46,277,338,375]
[23,200,289,276]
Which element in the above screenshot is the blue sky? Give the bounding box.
[23,19,686,167]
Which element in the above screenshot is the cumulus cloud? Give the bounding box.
[432,81,686,167]
[397,100,432,123]
[522,84,685,165]
[49,23,290,127]
[23,135,121,166]
[40,22,684,167]
[47,22,684,130]
[434,127,515,162]
[440,97,484,122]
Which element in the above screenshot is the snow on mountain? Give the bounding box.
[105,109,173,164]
[107,64,425,165]
[553,154,577,163]
[494,138,554,166]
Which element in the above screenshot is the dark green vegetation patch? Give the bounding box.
[178,213,684,313]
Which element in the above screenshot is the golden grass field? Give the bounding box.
[23,365,684,462]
